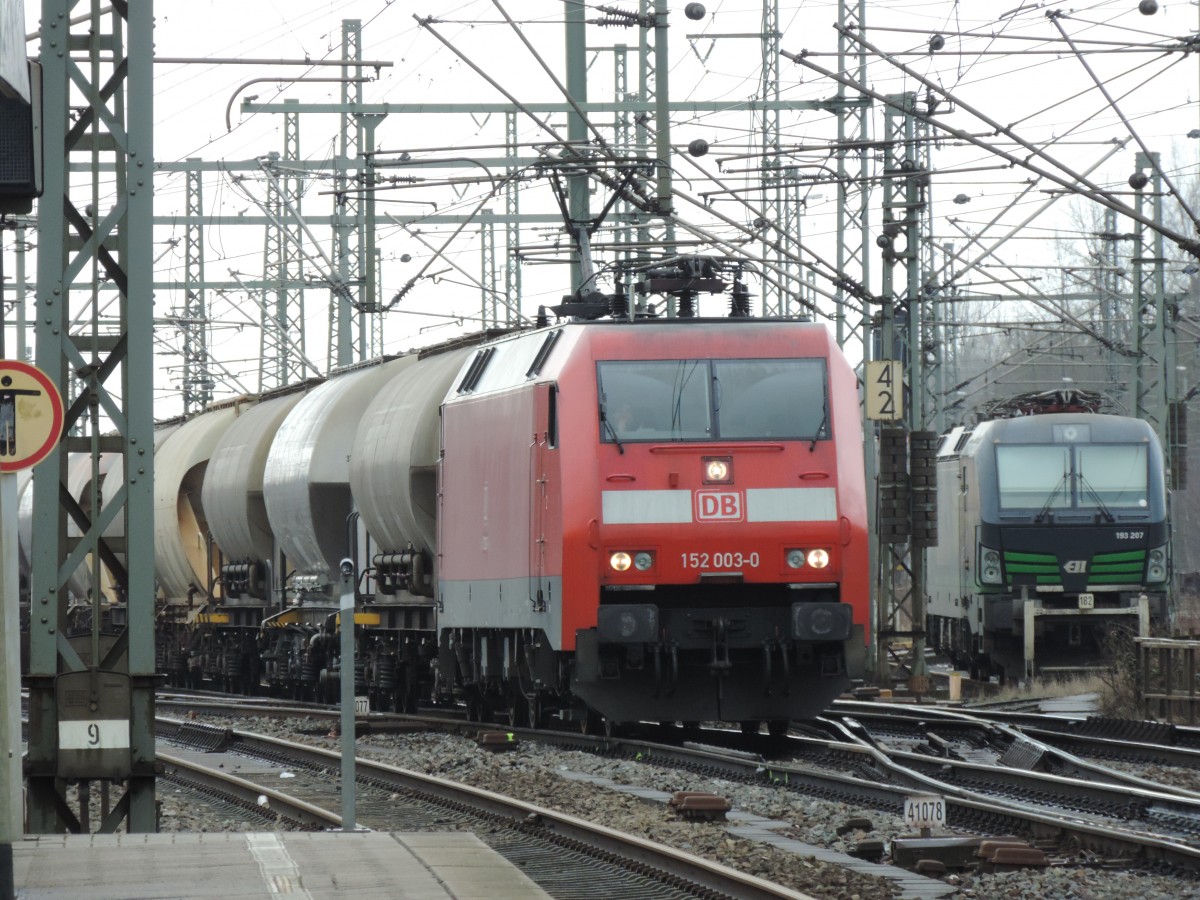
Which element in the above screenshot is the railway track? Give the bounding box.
[814,713,1200,849]
[160,693,1200,880]
[829,699,1200,779]
[156,716,813,900]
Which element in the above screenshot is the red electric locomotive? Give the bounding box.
[435,316,869,730]
[133,259,869,731]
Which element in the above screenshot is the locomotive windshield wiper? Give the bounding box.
[1077,472,1115,522]
[598,399,625,455]
[1033,473,1068,523]
[809,393,829,452]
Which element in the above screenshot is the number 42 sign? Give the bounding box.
[866,360,904,421]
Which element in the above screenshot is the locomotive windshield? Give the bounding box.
[597,358,828,442]
[995,442,1149,511]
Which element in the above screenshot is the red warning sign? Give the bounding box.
[0,360,64,472]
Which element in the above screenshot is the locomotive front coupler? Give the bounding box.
[709,617,733,674]
[759,639,793,697]
[647,642,679,697]
[778,639,792,692]
[648,643,676,700]
[652,642,662,698]
[668,642,679,696]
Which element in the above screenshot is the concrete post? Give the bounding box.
[1,473,22,900]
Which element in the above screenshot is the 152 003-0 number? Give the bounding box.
[681,551,760,569]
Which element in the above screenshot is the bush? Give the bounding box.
[1096,624,1144,720]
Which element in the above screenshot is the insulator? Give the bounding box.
[729,282,752,318]
[677,290,696,319]
[609,288,629,319]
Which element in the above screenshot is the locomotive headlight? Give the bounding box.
[1147,545,1168,583]
[634,551,654,571]
[980,547,1002,585]
[806,548,830,569]
[705,459,729,481]
[610,551,632,572]
[786,549,806,569]
[700,458,734,487]
[703,456,734,484]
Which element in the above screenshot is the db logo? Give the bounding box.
[695,490,743,522]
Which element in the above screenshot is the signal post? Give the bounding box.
[0,361,64,900]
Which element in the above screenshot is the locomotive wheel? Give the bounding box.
[578,705,603,735]
[527,695,544,730]
[766,719,790,739]
[739,720,761,736]
[465,689,486,722]
[399,673,419,715]
[505,690,529,728]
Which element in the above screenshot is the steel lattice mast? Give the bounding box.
[328,20,382,368]
[259,101,308,393]
[182,162,212,414]
[29,0,157,833]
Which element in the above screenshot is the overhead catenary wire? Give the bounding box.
[385,168,523,309]
[943,217,1132,359]
[1047,10,1200,234]
[929,139,1131,305]
[420,9,878,319]
[785,29,1200,260]
[26,2,1196,411]
[851,23,1183,51]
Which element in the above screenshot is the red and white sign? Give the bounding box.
[0,360,64,472]
[695,490,743,522]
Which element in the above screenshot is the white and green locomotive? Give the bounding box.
[927,398,1171,681]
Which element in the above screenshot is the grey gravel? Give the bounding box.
[157,715,1200,900]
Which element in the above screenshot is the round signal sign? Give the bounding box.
[0,360,65,472]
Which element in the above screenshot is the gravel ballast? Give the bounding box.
[156,715,1200,899]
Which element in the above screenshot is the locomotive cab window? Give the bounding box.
[996,446,1070,510]
[996,442,1149,512]
[597,358,828,443]
[1078,445,1148,507]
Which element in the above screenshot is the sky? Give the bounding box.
[13,0,1200,416]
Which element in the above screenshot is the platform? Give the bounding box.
[12,831,552,899]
